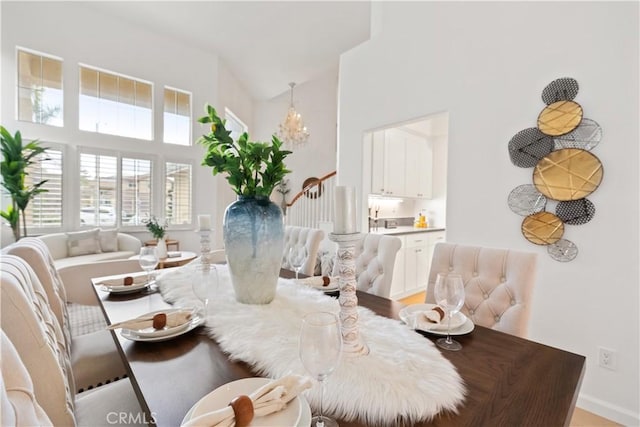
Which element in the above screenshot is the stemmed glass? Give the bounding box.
[299,311,342,427]
[288,244,308,280]
[192,264,219,316]
[138,247,159,285]
[434,273,465,351]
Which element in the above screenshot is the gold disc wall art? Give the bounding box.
[507,77,604,262]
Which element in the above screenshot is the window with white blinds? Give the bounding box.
[122,157,152,226]
[79,153,117,227]
[24,148,63,228]
[163,88,191,145]
[17,49,63,127]
[79,65,153,140]
[165,162,192,225]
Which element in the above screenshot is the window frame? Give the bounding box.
[163,86,192,146]
[162,157,195,229]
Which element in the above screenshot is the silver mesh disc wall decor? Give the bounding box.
[508,128,555,167]
[555,199,595,225]
[547,239,579,262]
[507,77,603,262]
[541,77,579,105]
[554,118,602,151]
[508,184,547,216]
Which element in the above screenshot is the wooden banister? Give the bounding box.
[287,171,337,207]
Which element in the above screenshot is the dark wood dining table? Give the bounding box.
[93,269,585,427]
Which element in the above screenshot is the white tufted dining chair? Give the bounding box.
[352,233,402,298]
[425,242,537,338]
[282,226,325,276]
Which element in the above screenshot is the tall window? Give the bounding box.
[165,162,192,225]
[225,108,248,141]
[79,66,153,140]
[121,158,152,226]
[24,148,63,228]
[79,153,117,227]
[17,49,63,126]
[163,88,191,145]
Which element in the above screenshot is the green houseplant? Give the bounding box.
[143,216,167,240]
[197,104,292,304]
[0,126,48,241]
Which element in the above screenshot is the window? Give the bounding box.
[225,108,248,141]
[79,153,117,226]
[24,148,63,228]
[165,162,192,225]
[79,65,153,140]
[163,88,191,145]
[121,157,152,226]
[17,49,63,126]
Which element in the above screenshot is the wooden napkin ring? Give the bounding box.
[322,276,331,287]
[432,306,445,321]
[229,395,254,427]
[123,276,134,286]
[152,313,167,330]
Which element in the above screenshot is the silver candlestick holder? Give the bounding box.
[197,229,212,265]
[329,232,369,357]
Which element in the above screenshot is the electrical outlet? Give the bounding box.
[598,347,618,371]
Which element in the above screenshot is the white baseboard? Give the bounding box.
[578,393,640,426]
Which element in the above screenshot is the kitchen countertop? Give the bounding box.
[369,226,446,236]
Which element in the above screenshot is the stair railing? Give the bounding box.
[284,171,337,229]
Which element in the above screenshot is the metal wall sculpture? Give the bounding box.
[507,77,603,262]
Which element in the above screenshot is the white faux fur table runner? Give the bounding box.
[157,264,465,425]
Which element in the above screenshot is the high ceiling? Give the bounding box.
[84,1,371,100]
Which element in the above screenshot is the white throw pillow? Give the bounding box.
[66,229,101,257]
[99,228,119,252]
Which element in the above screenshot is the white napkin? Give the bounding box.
[408,307,465,331]
[107,310,192,331]
[182,375,313,427]
[295,276,338,289]
[100,275,148,287]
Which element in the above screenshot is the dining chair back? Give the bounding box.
[353,233,402,298]
[282,225,325,276]
[426,242,537,338]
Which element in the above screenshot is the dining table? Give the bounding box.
[92,269,585,427]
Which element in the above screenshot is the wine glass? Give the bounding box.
[138,247,159,284]
[192,264,219,316]
[434,273,465,351]
[288,244,308,280]
[299,311,342,427]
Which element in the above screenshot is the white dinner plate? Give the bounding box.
[124,308,196,338]
[399,303,475,336]
[120,310,204,342]
[295,277,340,292]
[100,281,151,294]
[181,377,310,427]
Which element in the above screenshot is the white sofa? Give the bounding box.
[38,230,141,269]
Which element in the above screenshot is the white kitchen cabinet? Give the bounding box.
[389,230,446,300]
[370,128,432,199]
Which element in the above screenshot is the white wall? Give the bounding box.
[0,2,254,251]
[338,2,639,424]
[253,66,338,202]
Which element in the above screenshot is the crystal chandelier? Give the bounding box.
[277,82,309,145]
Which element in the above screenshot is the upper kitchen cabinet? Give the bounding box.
[370,128,433,198]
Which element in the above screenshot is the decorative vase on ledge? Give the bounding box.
[223,195,284,304]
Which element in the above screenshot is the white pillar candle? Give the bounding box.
[334,186,357,234]
[197,214,211,231]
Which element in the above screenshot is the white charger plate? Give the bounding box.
[181,377,311,427]
[399,303,475,336]
[121,310,204,342]
[295,277,340,292]
[100,281,150,294]
[124,308,196,338]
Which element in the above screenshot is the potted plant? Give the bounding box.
[0,126,48,241]
[197,104,292,304]
[143,216,168,259]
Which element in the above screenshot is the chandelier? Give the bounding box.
[277,82,309,145]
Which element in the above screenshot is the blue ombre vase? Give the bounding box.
[223,195,284,304]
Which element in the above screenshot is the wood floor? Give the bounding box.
[397,292,621,427]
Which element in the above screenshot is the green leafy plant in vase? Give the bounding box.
[197,104,292,304]
[143,216,168,258]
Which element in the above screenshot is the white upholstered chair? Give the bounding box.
[282,226,325,276]
[352,233,402,298]
[0,255,144,426]
[426,242,537,338]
